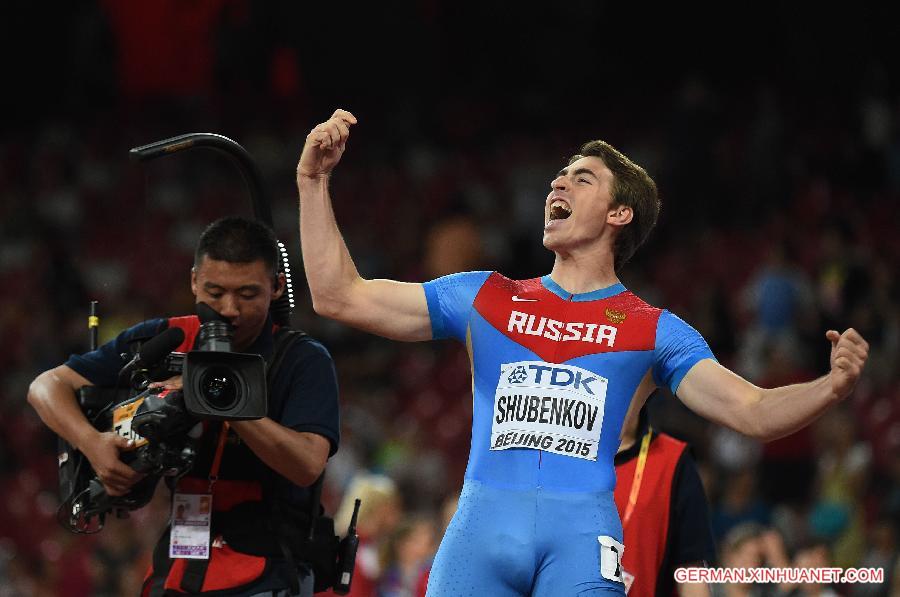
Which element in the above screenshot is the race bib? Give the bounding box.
[490,361,607,460]
[598,535,625,583]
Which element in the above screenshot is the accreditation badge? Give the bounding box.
[169,492,213,559]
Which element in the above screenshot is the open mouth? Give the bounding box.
[548,200,572,221]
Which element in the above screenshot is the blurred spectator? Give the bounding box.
[712,468,772,543]
[412,491,459,597]
[377,514,437,597]
[737,243,815,381]
[422,215,485,279]
[711,523,767,597]
[711,525,793,597]
[810,407,871,568]
[779,540,840,597]
[851,518,897,596]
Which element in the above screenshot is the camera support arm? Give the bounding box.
[128,133,294,326]
[129,133,272,225]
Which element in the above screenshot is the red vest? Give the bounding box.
[141,316,268,595]
[614,433,687,596]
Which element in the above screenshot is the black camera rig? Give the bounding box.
[59,302,268,533]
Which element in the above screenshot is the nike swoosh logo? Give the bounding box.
[511,295,539,302]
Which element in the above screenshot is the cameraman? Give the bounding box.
[28,216,340,596]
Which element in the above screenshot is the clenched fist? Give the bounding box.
[826,328,869,401]
[297,109,358,179]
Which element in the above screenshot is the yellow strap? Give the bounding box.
[88,315,100,328]
[622,428,652,529]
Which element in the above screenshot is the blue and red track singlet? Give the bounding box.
[421,272,714,596]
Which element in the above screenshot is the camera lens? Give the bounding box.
[197,321,234,352]
[198,366,240,410]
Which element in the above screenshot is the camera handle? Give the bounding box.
[129,133,270,223]
[128,133,294,327]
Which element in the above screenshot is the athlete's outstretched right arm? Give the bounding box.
[297,109,432,341]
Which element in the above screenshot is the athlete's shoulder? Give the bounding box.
[424,271,494,341]
[654,307,705,343]
[479,272,544,296]
[426,270,493,292]
[482,271,540,285]
[427,270,538,303]
[592,289,663,343]
[607,289,663,317]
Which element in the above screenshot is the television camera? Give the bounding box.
[59,302,267,533]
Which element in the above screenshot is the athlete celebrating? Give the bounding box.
[296,109,869,596]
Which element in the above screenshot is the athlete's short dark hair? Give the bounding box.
[194,216,279,276]
[569,141,659,269]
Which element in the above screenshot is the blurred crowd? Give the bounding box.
[1,2,899,595]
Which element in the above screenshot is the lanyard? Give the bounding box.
[621,428,652,529]
[208,422,230,492]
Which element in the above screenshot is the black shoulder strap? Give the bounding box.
[148,527,174,596]
[266,326,324,596]
[267,327,308,382]
[264,325,325,529]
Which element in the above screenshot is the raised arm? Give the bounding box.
[297,109,432,342]
[676,328,869,441]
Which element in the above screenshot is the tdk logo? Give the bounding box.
[507,366,528,384]
[507,310,617,348]
[507,363,599,396]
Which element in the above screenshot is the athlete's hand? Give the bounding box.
[81,431,144,496]
[297,109,358,179]
[826,328,869,401]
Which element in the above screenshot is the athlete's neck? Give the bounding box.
[548,250,619,295]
